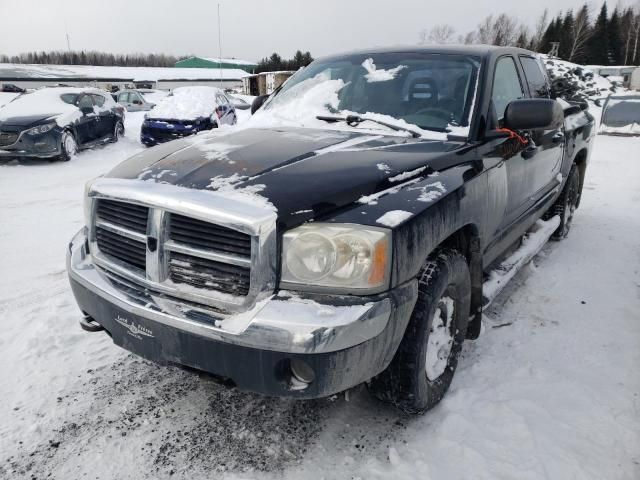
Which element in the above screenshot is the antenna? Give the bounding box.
[217,2,223,88]
[63,17,71,52]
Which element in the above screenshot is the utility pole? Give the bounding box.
[218,2,223,88]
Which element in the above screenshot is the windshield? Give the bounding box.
[261,52,481,136]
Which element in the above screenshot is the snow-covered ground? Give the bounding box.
[1,109,639,480]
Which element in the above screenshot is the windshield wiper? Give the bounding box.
[316,114,422,138]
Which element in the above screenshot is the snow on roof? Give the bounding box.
[0,63,250,82]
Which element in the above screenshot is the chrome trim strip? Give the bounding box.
[68,228,392,354]
[95,220,146,243]
[164,240,251,267]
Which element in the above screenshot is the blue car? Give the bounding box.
[141,86,237,146]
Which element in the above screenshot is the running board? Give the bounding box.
[482,216,561,309]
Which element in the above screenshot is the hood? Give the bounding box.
[0,114,59,128]
[107,127,463,226]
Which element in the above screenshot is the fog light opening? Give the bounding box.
[290,358,315,390]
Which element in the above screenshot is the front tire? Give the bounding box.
[58,131,78,162]
[549,164,580,240]
[368,249,471,414]
[111,120,124,143]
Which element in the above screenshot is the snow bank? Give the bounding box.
[543,55,616,102]
[149,86,223,120]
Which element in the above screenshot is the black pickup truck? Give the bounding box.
[67,46,594,413]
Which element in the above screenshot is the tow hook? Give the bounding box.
[79,314,104,332]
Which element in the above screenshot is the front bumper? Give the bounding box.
[0,128,62,158]
[67,228,418,398]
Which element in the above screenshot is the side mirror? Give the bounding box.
[251,94,269,114]
[80,105,94,115]
[133,100,142,105]
[503,99,563,130]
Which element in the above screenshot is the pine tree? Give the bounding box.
[588,3,610,65]
[608,8,622,64]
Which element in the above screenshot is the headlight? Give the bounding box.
[25,122,56,135]
[281,223,391,293]
[83,177,98,229]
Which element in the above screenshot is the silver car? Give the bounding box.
[114,89,157,112]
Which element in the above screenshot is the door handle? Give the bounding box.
[522,145,538,159]
[552,132,565,143]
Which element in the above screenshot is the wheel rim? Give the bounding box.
[64,134,77,156]
[425,294,455,381]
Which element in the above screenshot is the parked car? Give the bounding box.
[0,87,125,161]
[113,89,168,112]
[67,46,594,413]
[599,94,640,135]
[2,83,25,93]
[140,86,237,146]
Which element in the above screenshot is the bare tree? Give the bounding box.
[492,14,519,46]
[419,24,456,44]
[568,6,593,61]
[531,9,550,51]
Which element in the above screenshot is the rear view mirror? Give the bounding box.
[251,94,269,114]
[504,99,563,130]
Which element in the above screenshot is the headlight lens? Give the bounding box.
[281,224,391,293]
[25,122,56,135]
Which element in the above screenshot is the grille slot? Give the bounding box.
[96,199,149,234]
[0,131,18,147]
[169,252,250,296]
[169,214,251,258]
[96,227,146,271]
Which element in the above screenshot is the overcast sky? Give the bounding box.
[0,0,606,62]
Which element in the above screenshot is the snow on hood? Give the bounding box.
[248,72,450,141]
[0,87,85,126]
[149,86,223,120]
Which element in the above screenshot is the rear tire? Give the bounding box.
[58,131,78,162]
[368,249,471,414]
[549,164,580,240]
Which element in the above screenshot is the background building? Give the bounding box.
[174,57,257,73]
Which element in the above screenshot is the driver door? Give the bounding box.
[75,94,99,144]
[490,56,534,230]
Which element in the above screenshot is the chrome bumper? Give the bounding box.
[67,228,392,354]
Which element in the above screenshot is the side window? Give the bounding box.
[77,94,94,110]
[91,94,105,107]
[492,56,524,121]
[520,56,549,98]
[118,92,129,103]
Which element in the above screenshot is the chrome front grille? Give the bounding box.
[168,251,251,295]
[86,180,277,313]
[169,214,252,258]
[96,199,149,234]
[95,226,146,271]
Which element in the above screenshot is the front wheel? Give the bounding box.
[111,120,125,143]
[368,249,471,414]
[58,131,78,162]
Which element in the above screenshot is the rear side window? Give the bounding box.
[118,92,129,103]
[60,93,78,105]
[492,56,524,121]
[90,94,106,107]
[520,56,549,98]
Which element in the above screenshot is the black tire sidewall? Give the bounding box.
[59,131,76,161]
[410,252,471,411]
[553,165,580,239]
